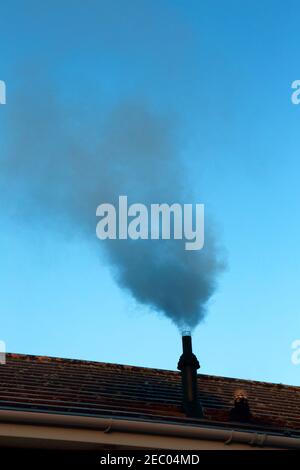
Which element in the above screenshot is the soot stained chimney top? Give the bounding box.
[230,389,251,422]
[177,332,203,418]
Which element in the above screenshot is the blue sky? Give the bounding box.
[0,0,300,385]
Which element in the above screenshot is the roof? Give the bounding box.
[0,353,299,436]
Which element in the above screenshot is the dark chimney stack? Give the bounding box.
[177,332,203,418]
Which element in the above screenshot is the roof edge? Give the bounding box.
[0,408,299,450]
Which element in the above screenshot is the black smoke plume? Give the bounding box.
[1,86,225,330]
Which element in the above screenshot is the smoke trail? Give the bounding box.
[0,86,225,330]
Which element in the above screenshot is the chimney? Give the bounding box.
[230,389,251,422]
[177,331,203,418]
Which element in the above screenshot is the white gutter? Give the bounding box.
[0,409,299,449]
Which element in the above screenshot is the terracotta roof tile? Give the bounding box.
[0,353,299,435]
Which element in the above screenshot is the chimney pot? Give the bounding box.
[230,389,251,421]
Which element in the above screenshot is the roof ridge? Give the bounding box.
[6,352,179,375]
